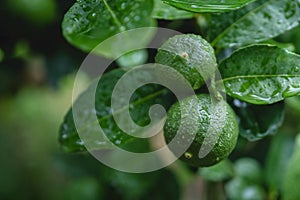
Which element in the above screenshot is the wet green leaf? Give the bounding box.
[208,0,263,42]
[59,69,174,152]
[231,99,284,141]
[62,0,155,57]
[278,26,300,54]
[212,0,300,48]
[155,34,217,89]
[219,45,300,105]
[162,0,256,13]
[262,40,295,52]
[152,0,194,20]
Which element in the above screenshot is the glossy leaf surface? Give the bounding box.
[212,0,300,48]
[162,0,256,13]
[152,0,194,20]
[208,0,263,42]
[219,45,300,105]
[59,69,173,152]
[231,99,284,141]
[62,0,155,56]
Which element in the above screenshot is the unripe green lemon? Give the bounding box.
[164,94,238,167]
[155,34,217,89]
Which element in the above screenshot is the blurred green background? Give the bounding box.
[1,0,300,199]
[0,0,181,199]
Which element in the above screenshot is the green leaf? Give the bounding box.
[62,0,156,57]
[59,69,174,152]
[155,34,217,89]
[262,40,295,52]
[278,25,300,54]
[152,0,194,20]
[212,0,300,48]
[199,159,234,182]
[162,0,256,13]
[208,0,263,42]
[265,132,294,194]
[282,134,300,200]
[231,99,284,141]
[218,44,300,105]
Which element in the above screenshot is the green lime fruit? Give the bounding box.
[155,34,217,90]
[164,94,238,167]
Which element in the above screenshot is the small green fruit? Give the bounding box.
[164,94,238,167]
[155,34,217,89]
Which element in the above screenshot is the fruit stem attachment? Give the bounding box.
[184,152,193,159]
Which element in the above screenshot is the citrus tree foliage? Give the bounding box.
[60,0,300,199]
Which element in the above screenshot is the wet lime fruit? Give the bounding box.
[164,94,238,167]
[155,34,217,89]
